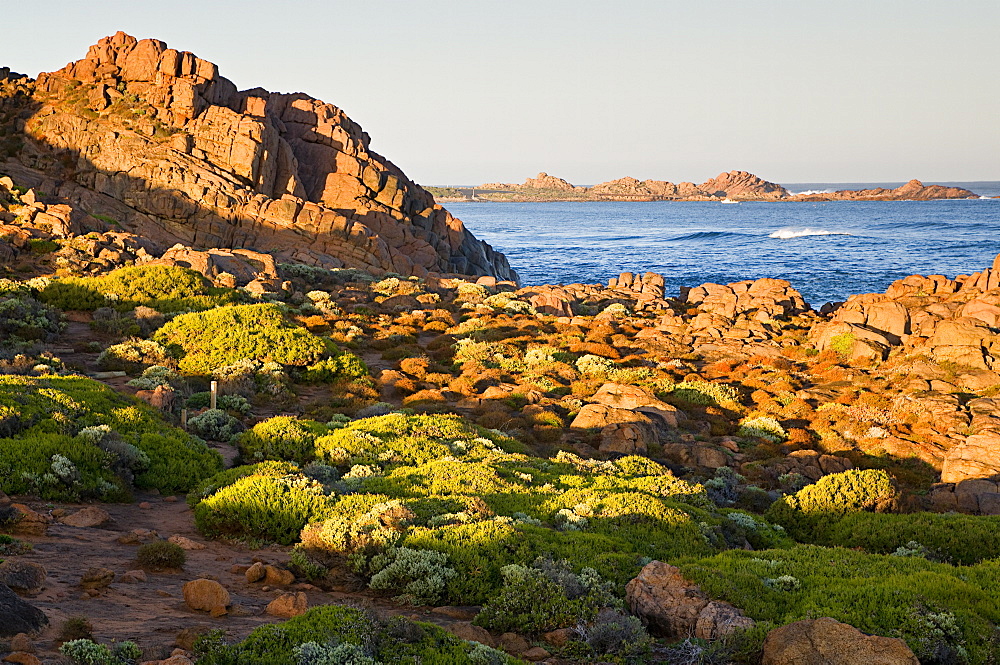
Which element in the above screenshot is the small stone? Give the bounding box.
[168,535,207,550]
[266,592,308,618]
[122,570,147,583]
[164,496,179,503]
[10,634,33,653]
[80,567,115,590]
[263,565,295,586]
[542,628,574,647]
[245,561,265,583]
[60,506,111,528]
[183,579,230,613]
[498,633,530,655]
[139,502,152,510]
[2,653,42,665]
[448,622,494,647]
[522,647,551,662]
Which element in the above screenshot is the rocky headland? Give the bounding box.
[0,32,516,282]
[1,31,999,665]
[429,171,978,203]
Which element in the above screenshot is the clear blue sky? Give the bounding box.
[2,0,997,186]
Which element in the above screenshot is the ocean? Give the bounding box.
[447,182,1000,307]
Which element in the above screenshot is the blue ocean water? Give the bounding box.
[447,182,1000,307]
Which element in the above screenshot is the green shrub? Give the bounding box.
[195,604,517,665]
[185,392,251,415]
[0,375,220,498]
[136,540,186,569]
[96,338,172,372]
[679,545,1000,663]
[302,351,369,383]
[187,409,244,442]
[367,546,458,604]
[474,558,618,634]
[237,416,328,464]
[154,303,330,375]
[193,468,334,545]
[39,265,243,313]
[765,469,897,541]
[0,293,63,342]
[60,638,141,665]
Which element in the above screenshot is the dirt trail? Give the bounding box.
[11,494,463,661]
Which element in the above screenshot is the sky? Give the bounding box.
[2,0,998,186]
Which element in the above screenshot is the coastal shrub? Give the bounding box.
[474,558,618,634]
[60,639,142,665]
[185,392,251,415]
[0,293,63,342]
[765,469,897,540]
[40,265,243,313]
[153,303,330,375]
[678,545,1000,663]
[194,605,515,665]
[126,365,183,391]
[299,497,413,562]
[302,350,369,383]
[803,511,1000,565]
[665,380,741,409]
[96,338,172,372]
[0,375,220,498]
[237,416,329,464]
[187,409,244,442]
[737,415,787,442]
[193,469,334,545]
[214,359,290,396]
[367,546,458,604]
[136,540,186,569]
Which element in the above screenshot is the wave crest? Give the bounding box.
[769,227,851,239]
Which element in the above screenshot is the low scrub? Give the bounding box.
[153,303,331,375]
[0,375,221,499]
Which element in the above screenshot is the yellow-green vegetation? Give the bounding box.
[194,604,521,665]
[39,265,244,313]
[153,303,332,374]
[679,545,1000,663]
[236,416,330,464]
[0,375,221,499]
[190,413,789,612]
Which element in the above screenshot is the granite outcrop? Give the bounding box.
[0,32,516,282]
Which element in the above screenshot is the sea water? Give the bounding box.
[447,182,1000,307]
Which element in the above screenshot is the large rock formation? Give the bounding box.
[0,32,516,281]
[522,172,578,191]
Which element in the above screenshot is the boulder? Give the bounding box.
[266,591,307,618]
[625,561,753,639]
[0,584,47,636]
[0,561,46,594]
[591,382,680,427]
[245,561,266,583]
[167,535,206,550]
[941,433,1000,484]
[762,617,919,664]
[182,579,230,614]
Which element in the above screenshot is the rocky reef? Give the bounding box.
[453,171,978,202]
[0,32,516,282]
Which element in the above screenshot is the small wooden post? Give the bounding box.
[210,381,218,410]
[181,409,188,430]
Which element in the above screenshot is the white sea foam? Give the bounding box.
[768,227,850,239]
[791,189,835,196]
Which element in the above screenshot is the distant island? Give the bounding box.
[427,170,979,203]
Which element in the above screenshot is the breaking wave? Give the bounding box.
[791,189,835,196]
[768,227,851,239]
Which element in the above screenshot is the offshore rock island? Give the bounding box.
[429,171,978,203]
[1,31,999,665]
